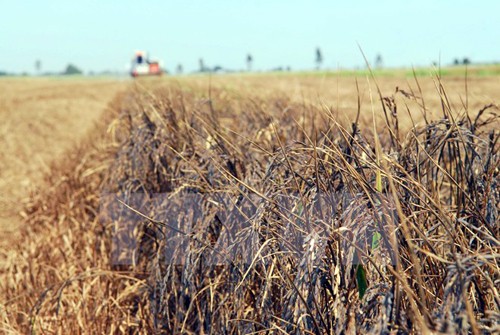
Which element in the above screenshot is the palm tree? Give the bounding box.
[246,54,253,72]
[315,47,323,70]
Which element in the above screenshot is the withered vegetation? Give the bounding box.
[1,75,498,334]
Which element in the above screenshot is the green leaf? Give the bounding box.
[371,231,382,251]
[356,264,368,299]
[296,201,304,216]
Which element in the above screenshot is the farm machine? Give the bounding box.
[130,51,163,77]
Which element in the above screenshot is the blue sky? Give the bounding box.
[1,0,499,74]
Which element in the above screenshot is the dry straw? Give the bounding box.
[1,75,498,334]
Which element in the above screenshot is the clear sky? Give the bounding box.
[1,0,499,74]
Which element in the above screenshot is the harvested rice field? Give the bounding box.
[0,78,126,242]
[0,71,498,334]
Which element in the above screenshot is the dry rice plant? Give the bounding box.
[1,75,498,334]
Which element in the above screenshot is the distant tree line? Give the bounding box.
[0,61,84,77]
[63,64,83,75]
[453,58,471,66]
[0,52,486,77]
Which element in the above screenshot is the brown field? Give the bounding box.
[0,73,498,334]
[0,78,126,241]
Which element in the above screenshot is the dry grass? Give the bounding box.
[0,74,498,334]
